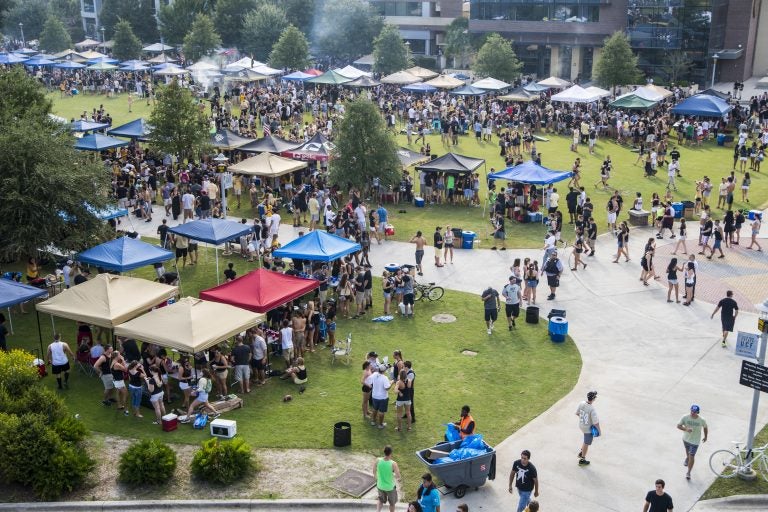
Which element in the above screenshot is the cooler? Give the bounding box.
[717,133,726,146]
[461,231,477,249]
[161,413,178,432]
[210,418,237,438]
[527,212,543,223]
[385,224,395,236]
[415,197,425,207]
[749,210,762,220]
[548,316,568,343]
[671,202,683,219]
[385,263,401,273]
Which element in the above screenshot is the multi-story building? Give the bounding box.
[369,0,464,57]
[80,0,172,38]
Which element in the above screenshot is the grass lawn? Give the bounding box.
[3,244,580,499]
[50,91,768,248]
[701,422,768,500]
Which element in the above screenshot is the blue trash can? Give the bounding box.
[671,202,683,219]
[717,133,726,146]
[548,316,568,343]
[461,231,476,249]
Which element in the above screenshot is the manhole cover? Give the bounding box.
[328,468,376,497]
[432,313,456,323]
[461,350,478,356]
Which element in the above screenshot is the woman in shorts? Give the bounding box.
[110,351,128,415]
[361,361,374,421]
[395,369,413,432]
[178,358,194,409]
[382,271,394,315]
[210,348,230,398]
[666,258,682,303]
[443,225,455,264]
[524,260,539,304]
[183,368,218,421]
[146,365,166,426]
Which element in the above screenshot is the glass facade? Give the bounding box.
[372,1,424,17]
[471,1,601,22]
[514,44,552,77]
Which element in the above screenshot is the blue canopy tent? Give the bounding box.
[402,82,437,93]
[120,63,150,72]
[273,231,361,262]
[24,57,56,67]
[670,94,732,117]
[282,71,314,82]
[488,160,573,185]
[0,279,48,355]
[107,118,153,141]
[53,61,86,70]
[70,120,110,132]
[59,204,129,224]
[0,53,29,64]
[87,57,119,65]
[523,82,548,92]
[74,133,130,151]
[449,85,486,96]
[76,237,173,273]
[168,219,253,283]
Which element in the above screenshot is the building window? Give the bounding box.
[404,39,427,54]
[470,2,599,22]
[372,1,424,17]
[82,0,96,13]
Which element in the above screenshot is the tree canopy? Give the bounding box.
[444,17,472,69]
[473,33,521,83]
[269,24,310,71]
[148,79,211,162]
[158,0,212,46]
[99,0,158,42]
[594,31,642,91]
[213,0,258,48]
[183,13,222,63]
[111,19,142,62]
[373,24,411,76]
[39,14,72,53]
[48,0,84,42]
[241,3,288,62]
[330,98,401,193]
[4,0,47,42]
[0,68,111,260]
[317,0,382,63]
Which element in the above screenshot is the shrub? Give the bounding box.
[52,414,89,444]
[0,349,38,396]
[33,442,95,500]
[191,437,252,484]
[119,439,177,486]
[9,386,67,424]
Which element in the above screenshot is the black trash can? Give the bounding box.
[525,306,540,324]
[334,421,351,447]
[451,227,463,241]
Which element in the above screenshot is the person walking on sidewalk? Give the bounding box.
[433,227,445,266]
[410,231,427,276]
[509,449,540,512]
[373,445,401,512]
[576,391,600,466]
[542,252,564,301]
[746,213,762,251]
[502,276,522,330]
[711,291,739,347]
[677,405,707,480]
[481,286,501,335]
[642,479,673,512]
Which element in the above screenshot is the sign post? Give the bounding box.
[738,300,768,479]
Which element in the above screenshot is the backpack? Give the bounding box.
[545,258,559,274]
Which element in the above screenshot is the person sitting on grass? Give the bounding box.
[182,368,219,422]
[281,357,308,385]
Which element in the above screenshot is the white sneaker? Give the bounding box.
[487,328,492,335]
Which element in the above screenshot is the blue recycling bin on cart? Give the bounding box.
[671,202,683,219]
[548,316,568,343]
[385,263,401,273]
[461,231,477,249]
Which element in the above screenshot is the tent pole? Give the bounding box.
[215,246,220,284]
[7,307,12,335]
[482,163,488,221]
[50,314,56,336]
[36,309,44,357]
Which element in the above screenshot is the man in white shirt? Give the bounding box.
[269,210,282,238]
[47,333,74,389]
[667,160,679,191]
[325,205,337,230]
[280,319,294,367]
[370,364,392,429]
[502,276,522,330]
[62,260,74,289]
[181,190,195,223]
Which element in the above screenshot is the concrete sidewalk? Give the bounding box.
[127,209,768,512]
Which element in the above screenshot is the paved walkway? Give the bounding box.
[128,209,768,512]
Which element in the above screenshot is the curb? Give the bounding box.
[693,494,768,510]
[0,500,410,512]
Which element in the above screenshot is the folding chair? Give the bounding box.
[330,334,352,365]
[75,349,96,376]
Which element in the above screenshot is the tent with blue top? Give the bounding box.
[70,120,110,132]
[273,231,361,262]
[107,118,153,140]
[402,82,437,93]
[488,160,573,185]
[0,278,48,355]
[24,57,56,67]
[670,94,732,117]
[74,133,129,151]
[449,85,486,96]
[75,236,173,272]
[120,62,149,71]
[282,71,314,82]
[54,60,86,69]
[0,53,29,64]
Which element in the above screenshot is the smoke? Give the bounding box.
[190,56,222,91]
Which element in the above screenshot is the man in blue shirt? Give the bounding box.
[376,204,389,241]
[417,473,440,512]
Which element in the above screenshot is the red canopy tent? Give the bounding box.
[199,268,319,313]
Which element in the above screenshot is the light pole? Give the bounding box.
[711,53,719,89]
[742,298,768,478]
[18,22,24,47]
[100,26,106,52]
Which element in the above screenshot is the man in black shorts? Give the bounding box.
[542,252,563,300]
[502,276,522,330]
[711,290,738,347]
[481,286,500,335]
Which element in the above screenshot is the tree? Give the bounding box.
[38,15,72,53]
[0,68,112,260]
[594,31,642,92]
[99,0,159,42]
[183,13,222,62]
[148,79,211,162]
[373,24,410,76]
[48,0,84,42]
[444,17,472,68]
[213,0,258,48]
[662,51,694,85]
[158,0,212,46]
[317,0,382,63]
[112,19,142,61]
[330,98,401,193]
[269,24,310,70]
[0,0,14,29]
[280,0,315,37]
[5,0,48,42]
[241,3,288,62]
[473,33,521,83]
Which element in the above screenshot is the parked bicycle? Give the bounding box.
[709,441,768,481]
[413,280,444,302]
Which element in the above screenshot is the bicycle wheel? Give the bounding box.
[758,454,768,482]
[414,287,424,301]
[427,286,445,301]
[709,449,740,478]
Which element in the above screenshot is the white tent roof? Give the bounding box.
[79,50,107,59]
[36,274,177,328]
[147,54,178,63]
[634,84,674,101]
[550,85,601,103]
[114,297,264,354]
[471,77,511,90]
[155,67,190,76]
[406,66,439,79]
[537,76,572,88]
[252,64,282,76]
[425,75,464,89]
[380,71,422,85]
[583,86,611,99]
[225,57,266,70]
[186,61,219,71]
[334,65,372,79]
[75,38,101,49]
[228,153,308,177]
[143,43,174,53]
[353,54,374,66]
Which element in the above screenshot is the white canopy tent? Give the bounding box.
[583,86,611,99]
[225,57,266,70]
[634,84,674,101]
[228,153,308,177]
[471,77,511,90]
[380,71,421,85]
[537,76,572,88]
[551,85,602,103]
[334,65,372,79]
[187,61,219,72]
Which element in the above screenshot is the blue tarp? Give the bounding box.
[76,237,173,272]
[74,133,129,151]
[167,219,252,245]
[70,120,110,132]
[670,94,732,117]
[120,63,150,71]
[87,57,119,65]
[107,118,153,140]
[0,279,47,309]
[488,160,573,185]
[273,231,361,262]
[402,83,437,93]
[282,71,314,82]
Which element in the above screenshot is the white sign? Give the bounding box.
[221,172,233,190]
[735,331,760,359]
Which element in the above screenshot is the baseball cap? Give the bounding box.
[690,404,700,413]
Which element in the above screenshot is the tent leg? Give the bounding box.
[36,309,44,359]
[7,307,12,335]
[50,314,56,334]
[215,247,220,285]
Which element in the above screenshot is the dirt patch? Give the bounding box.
[1,434,377,502]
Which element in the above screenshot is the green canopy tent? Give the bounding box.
[608,93,659,110]
[307,70,353,85]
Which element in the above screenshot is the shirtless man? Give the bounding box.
[291,309,307,358]
[409,231,427,276]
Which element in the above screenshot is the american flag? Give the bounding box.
[263,122,271,137]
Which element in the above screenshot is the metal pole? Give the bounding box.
[744,307,768,470]
[711,56,718,89]
[35,309,44,358]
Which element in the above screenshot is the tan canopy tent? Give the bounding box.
[381,71,421,85]
[406,66,439,80]
[425,75,464,89]
[114,297,264,353]
[537,76,572,88]
[36,274,177,328]
[228,152,308,177]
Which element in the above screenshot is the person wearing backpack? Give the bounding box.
[541,252,563,301]
[182,368,219,422]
